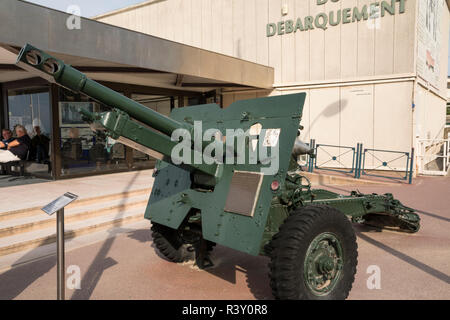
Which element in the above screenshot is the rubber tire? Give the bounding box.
[269,205,358,300]
[151,223,192,263]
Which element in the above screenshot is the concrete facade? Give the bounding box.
[95,0,450,170]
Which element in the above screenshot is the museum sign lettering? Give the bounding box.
[267,0,406,36]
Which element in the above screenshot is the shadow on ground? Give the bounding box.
[354,225,450,285]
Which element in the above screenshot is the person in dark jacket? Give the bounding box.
[31,126,50,163]
[1,129,14,150]
[0,125,31,162]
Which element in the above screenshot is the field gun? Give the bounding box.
[17,44,420,300]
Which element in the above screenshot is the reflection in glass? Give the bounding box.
[59,88,129,175]
[7,87,52,177]
[131,94,176,169]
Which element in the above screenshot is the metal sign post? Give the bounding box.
[41,192,78,300]
[57,208,65,300]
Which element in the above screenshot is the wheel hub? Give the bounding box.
[304,232,344,296]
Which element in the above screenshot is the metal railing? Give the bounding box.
[361,147,414,183]
[307,140,414,184]
[313,143,356,174]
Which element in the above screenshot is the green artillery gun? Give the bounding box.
[17,44,420,300]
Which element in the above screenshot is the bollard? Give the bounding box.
[409,148,415,184]
[354,143,364,179]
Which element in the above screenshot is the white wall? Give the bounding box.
[95,0,449,172]
[96,0,418,85]
[224,80,414,169]
[414,83,448,141]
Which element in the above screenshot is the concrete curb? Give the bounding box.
[301,172,395,186]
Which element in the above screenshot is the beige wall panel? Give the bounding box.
[173,0,184,43]
[256,0,269,66]
[308,87,341,168]
[309,0,325,81]
[96,0,422,85]
[124,10,136,32]
[374,2,395,75]
[158,1,172,40]
[340,0,358,78]
[243,0,257,62]
[232,0,245,59]
[294,0,311,82]
[140,5,152,36]
[211,0,223,53]
[413,84,427,140]
[374,82,413,169]
[340,85,374,168]
[427,91,447,140]
[149,1,159,36]
[357,0,375,77]
[324,0,341,79]
[281,0,297,83]
[268,0,283,83]
[438,7,450,94]
[415,84,447,141]
[393,0,416,74]
[222,0,234,56]
[133,7,143,31]
[192,0,202,48]
[115,11,130,31]
[201,0,212,51]
[182,0,193,45]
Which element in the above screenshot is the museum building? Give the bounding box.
[0,0,449,179]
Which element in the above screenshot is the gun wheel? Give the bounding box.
[151,223,193,263]
[151,223,216,263]
[269,205,358,300]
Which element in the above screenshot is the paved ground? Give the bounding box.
[0,175,448,300]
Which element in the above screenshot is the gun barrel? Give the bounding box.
[292,138,314,157]
[16,44,190,137]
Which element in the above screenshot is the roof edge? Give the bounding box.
[92,0,163,20]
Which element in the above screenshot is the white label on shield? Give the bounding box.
[263,129,281,147]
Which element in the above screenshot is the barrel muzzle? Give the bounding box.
[292,138,315,158]
[16,44,65,84]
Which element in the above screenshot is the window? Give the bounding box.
[59,88,129,175]
[131,94,177,168]
[7,87,51,138]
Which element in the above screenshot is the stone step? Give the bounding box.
[0,193,149,238]
[0,207,147,257]
[0,187,151,222]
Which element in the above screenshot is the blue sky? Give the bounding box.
[26,0,145,18]
[25,1,450,75]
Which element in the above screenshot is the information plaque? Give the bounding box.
[41,192,78,216]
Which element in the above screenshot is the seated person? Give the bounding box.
[1,129,14,150]
[31,126,50,163]
[0,125,32,163]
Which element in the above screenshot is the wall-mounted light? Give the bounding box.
[281,4,288,16]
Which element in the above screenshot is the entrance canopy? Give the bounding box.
[0,0,274,92]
